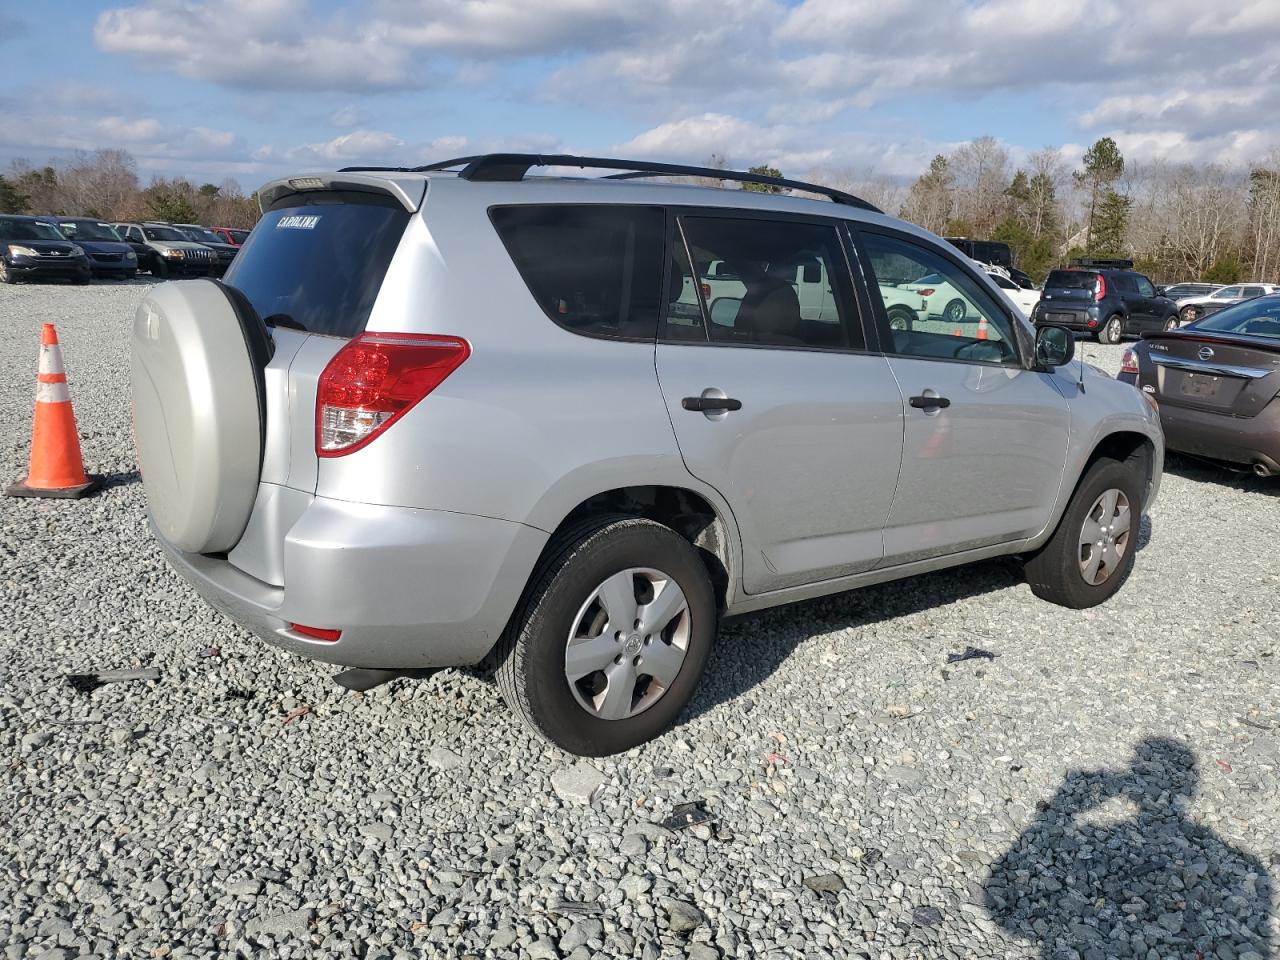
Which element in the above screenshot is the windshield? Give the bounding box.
[59,220,123,242]
[143,226,187,242]
[181,227,221,243]
[1045,270,1098,290]
[0,219,66,241]
[225,198,410,337]
[229,229,250,244]
[1189,296,1280,340]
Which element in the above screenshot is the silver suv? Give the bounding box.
[131,154,1164,756]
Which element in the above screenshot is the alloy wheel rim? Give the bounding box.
[1078,488,1131,585]
[1107,318,1121,341]
[564,567,690,721]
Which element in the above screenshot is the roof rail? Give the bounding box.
[340,153,882,212]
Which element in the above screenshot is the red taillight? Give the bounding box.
[316,332,470,456]
[289,623,341,642]
[1121,349,1139,375]
[1093,274,1106,301]
[918,288,935,297]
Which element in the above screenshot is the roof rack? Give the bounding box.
[1070,257,1134,270]
[339,153,882,212]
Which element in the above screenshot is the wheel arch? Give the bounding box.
[546,485,738,613]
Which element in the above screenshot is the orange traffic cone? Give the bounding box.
[953,326,962,337]
[5,324,101,499]
[976,317,989,340]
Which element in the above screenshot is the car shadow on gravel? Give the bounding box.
[1164,452,1280,498]
[985,737,1274,958]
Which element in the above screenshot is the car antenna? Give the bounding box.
[1078,338,1087,393]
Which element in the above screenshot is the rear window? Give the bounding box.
[490,205,665,340]
[224,198,410,338]
[1045,270,1098,290]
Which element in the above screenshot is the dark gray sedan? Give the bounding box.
[1119,294,1280,476]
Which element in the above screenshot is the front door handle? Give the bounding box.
[682,396,742,412]
[908,394,951,410]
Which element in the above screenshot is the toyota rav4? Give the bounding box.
[131,155,1164,756]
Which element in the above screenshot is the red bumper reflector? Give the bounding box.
[289,623,342,642]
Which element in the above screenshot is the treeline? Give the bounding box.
[808,137,1280,285]
[0,149,260,228]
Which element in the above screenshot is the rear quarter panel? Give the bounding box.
[312,180,740,548]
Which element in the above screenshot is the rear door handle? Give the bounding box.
[682,396,742,412]
[908,394,951,410]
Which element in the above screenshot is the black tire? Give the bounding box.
[1099,313,1123,344]
[0,260,13,284]
[1179,305,1197,325]
[944,298,967,325]
[495,516,716,756]
[887,306,915,331]
[1162,314,1179,331]
[1024,458,1142,609]
[152,259,169,279]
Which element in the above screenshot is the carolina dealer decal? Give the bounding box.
[277,215,320,230]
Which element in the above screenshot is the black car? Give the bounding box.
[52,218,138,280]
[0,215,92,284]
[173,224,239,276]
[1031,259,1178,344]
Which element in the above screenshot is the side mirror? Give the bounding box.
[1034,324,1075,369]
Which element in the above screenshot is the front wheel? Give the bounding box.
[1024,458,1142,608]
[0,260,13,284]
[1098,314,1123,344]
[1162,314,1180,331]
[495,517,716,756]
[1179,305,1197,325]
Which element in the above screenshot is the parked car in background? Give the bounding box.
[212,226,250,247]
[1158,282,1221,301]
[1031,260,1178,343]
[131,153,1163,756]
[1174,283,1279,326]
[52,217,138,280]
[1120,293,1280,476]
[173,224,239,276]
[900,271,973,324]
[113,222,217,278]
[0,215,91,284]
[988,270,1040,317]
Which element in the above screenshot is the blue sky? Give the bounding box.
[2,0,1278,194]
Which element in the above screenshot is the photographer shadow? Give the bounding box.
[985,737,1274,958]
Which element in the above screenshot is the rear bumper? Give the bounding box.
[153,495,548,668]
[1153,396,1280,472]
[1034,306,1101,332]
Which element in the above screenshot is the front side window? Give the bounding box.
[490,205,665,340]
[859,230,1020,366]
[675,216,861,350]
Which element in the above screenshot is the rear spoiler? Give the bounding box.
[256,172,426,214]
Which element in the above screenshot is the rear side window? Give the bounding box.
[675,216,861,350]
[490,205,665,340]
[1045,270,1098,290]
[1114,274,1138,294]
[225,198,410,337]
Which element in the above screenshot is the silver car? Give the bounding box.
[131,155,1163,756]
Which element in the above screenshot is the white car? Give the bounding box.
[988,271,1041,317]
[880,284,928,330]
[1176,283,1280,325]
[901,272,971,325]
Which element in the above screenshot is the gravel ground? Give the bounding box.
[2,280,1279,960]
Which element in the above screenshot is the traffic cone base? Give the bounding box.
[5,323,101,500]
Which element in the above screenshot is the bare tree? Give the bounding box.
[948,136,1010,235]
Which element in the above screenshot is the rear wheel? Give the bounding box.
[944,298,967,325]
[887,306,915,331]
[1098,314,1123,344]
[496,517,716,756]
[1024,458,1142,608]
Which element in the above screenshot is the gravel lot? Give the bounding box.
[3,280,1278,960]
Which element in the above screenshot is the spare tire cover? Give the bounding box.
[131,279,266,553]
